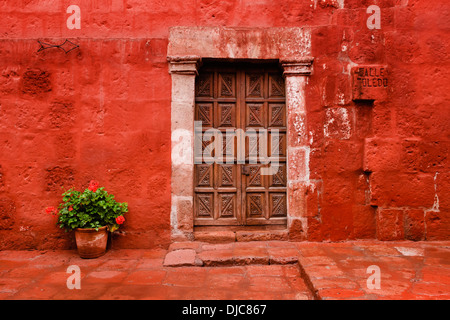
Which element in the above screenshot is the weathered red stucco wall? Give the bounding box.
[0,0,448,249]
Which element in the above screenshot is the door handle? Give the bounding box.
[242,165,250,176]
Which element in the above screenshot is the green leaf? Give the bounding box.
[54,184,127,231]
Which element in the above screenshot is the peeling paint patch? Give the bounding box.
[316,0,344,9]
[395,247,424,257]
[337,92,345,105]
[324,107,351,140]
[430,172,440,212]
[293,113,307,144]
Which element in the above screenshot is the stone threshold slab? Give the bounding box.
[163,240,299,267]
[193,230,289,243]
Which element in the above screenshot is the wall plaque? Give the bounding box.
[352,65,388,101]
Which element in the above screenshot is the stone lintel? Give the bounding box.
[168,27,312,61]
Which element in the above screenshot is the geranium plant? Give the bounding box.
[47,180,128,232]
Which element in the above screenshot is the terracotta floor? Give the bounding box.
[0,240,449,300]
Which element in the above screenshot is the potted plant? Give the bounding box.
[46,180,128,258]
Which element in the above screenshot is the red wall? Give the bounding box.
[0,0,448,249]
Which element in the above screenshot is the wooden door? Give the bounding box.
[194,63,287,227]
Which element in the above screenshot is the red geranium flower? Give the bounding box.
[88,180,99,192]
[45,206,57,216]
[115,215,125,225]
[68,206,73,211]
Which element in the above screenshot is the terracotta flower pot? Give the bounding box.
[74,226,108,259]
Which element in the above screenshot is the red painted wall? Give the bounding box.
[0,0,448,249]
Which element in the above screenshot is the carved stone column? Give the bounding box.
[168,56,201,241]
[280,57,314,241]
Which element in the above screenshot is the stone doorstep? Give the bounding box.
[194,230,289,243]
[163,240,298,268]
[163,249,203,268]
[162,240,315,297]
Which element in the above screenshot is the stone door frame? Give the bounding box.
[168,27,314,241]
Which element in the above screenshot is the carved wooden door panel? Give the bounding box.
[194,63,287,227]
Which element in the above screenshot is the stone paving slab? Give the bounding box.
[0,240,449,300]
[295,241,450,300]
[0,246,310,300]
